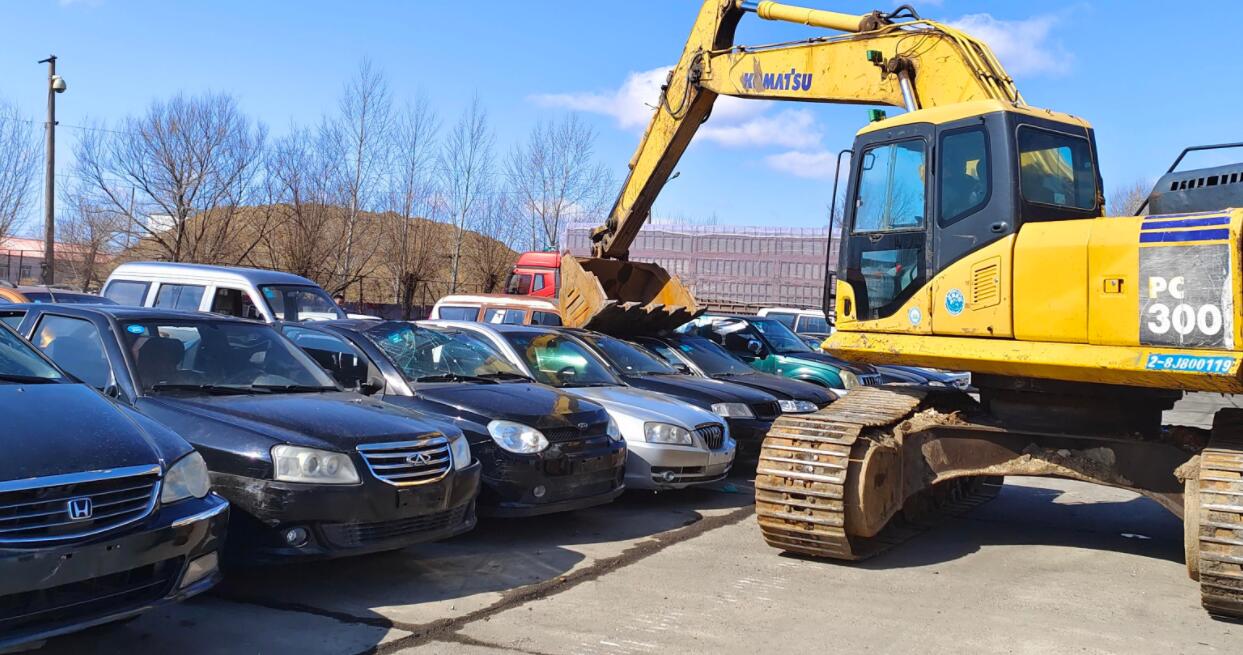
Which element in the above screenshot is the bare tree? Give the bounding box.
[317,59,393,295]
[1108,179,1152,217]
[57,180,125,291]
[383,96,441,318]
[0,101,40,243]
[72,93,267,263]
[506,115,612,251]
[260,126,340,279]
[439,96,494,292]
[468,191,522,293]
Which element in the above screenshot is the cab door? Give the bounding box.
[839,123,933,331]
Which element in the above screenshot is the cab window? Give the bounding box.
[155,283,206,311]
[506,273,532,295]
[483,308,526,325]
[853,139,926,233]
[530,311,562,326]
[939,127,990,225]
[211,287,261,320]
[437,306,479,321]
[32,315,113,389]
[1018,126,1096,211]
[102,280,150,306]
[531,275,545,292]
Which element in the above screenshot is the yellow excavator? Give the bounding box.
[560,0,1243,618]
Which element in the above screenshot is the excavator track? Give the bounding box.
[755,386,1001,560]
[1197,408,1243,619]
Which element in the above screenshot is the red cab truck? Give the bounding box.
[504,252,560,298]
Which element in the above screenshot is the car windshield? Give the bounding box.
[748,317,812,354]
[666,337,754,376]
[0,325,63,382]
[120,320,337,394]
[583,333,677,376]
[503,331,620,388]
[260,284,346,322]
[365,322,524,382]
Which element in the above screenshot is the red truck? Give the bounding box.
[504,251,560,298]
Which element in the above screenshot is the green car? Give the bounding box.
[676,314,882,395]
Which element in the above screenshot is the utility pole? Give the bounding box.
[38,55,66,286]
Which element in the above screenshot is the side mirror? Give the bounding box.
[746,339,764,355]
[673,363,691,374]
[357,380,384,396]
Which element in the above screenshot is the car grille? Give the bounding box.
[748,401,781,420]
[0,465,161,546]
[321,504,471,548]
[695,423,726,450]
[357,437,452,487]
[542,420,609,443]
[858,373,883,386]
[0,559,178,635]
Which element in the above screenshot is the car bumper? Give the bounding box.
[725,417,776,444]
[0,493,228,651]
[624,440,736,490]
[477,438,628,518]
[214,461,481,561]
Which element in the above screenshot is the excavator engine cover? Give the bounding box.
[558,255,702,334]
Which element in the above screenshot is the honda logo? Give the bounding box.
[66,497,93,521]
[406,452,433,466]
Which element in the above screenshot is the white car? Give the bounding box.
[431,320,735,490]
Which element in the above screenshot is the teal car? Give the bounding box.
[676,314,882,395]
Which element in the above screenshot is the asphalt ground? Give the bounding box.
[29,393,1242,654]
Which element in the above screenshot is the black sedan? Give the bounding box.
[633,334,835,412]
[0,321,227,650]
[279,320,627,517]
[6,305,481,562]
[565,329,785,446]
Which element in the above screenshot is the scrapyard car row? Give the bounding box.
[0,271,835,648]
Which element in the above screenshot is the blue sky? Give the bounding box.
[1,0,1239,231]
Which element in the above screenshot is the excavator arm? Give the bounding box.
[591,0,1021,260]
[561,0,1021,332]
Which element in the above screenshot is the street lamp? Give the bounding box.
[38,55,66,286]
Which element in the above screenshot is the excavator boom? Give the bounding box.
[564,0,1022,330]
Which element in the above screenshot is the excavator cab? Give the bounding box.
[833,102,1103,332]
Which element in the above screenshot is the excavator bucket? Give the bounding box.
[557,255,702,334]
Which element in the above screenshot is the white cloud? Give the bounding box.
[948,14,1071,76]
[764,150,840,180]
[531,66,821,149]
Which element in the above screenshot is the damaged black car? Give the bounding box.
[279,320,628,517]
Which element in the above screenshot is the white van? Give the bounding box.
[757,307,831,336]
[101,262,348,323]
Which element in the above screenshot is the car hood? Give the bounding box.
[1,384,179,482]
[782,351,878,374]
[136,391,457,452]
[408,382,608,430]
[562,385,721,427]
[710,372,834,405]
[621,374,775,408]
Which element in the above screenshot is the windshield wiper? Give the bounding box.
[250,384,338,393]
[475,371,534,382]
[149,383,268,396]
[0,373,60,384]
[566,381,615,388]
[415,373,498,384]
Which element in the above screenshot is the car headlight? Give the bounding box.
[449,433,473,469]
[606,416,623,442]
[778,399,819,413]
[161,452,211,504]
[487,420,549,454]
[644,422,693,445]
[839,370,860,389]
[711,402,754,418]
[272,445,360,484]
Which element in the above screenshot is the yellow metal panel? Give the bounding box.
[826,331,1243,394]
[1087,217,1141,346]
[856,100,1092,136]
[929,236,1013,337]
[1013,221,1091,343]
